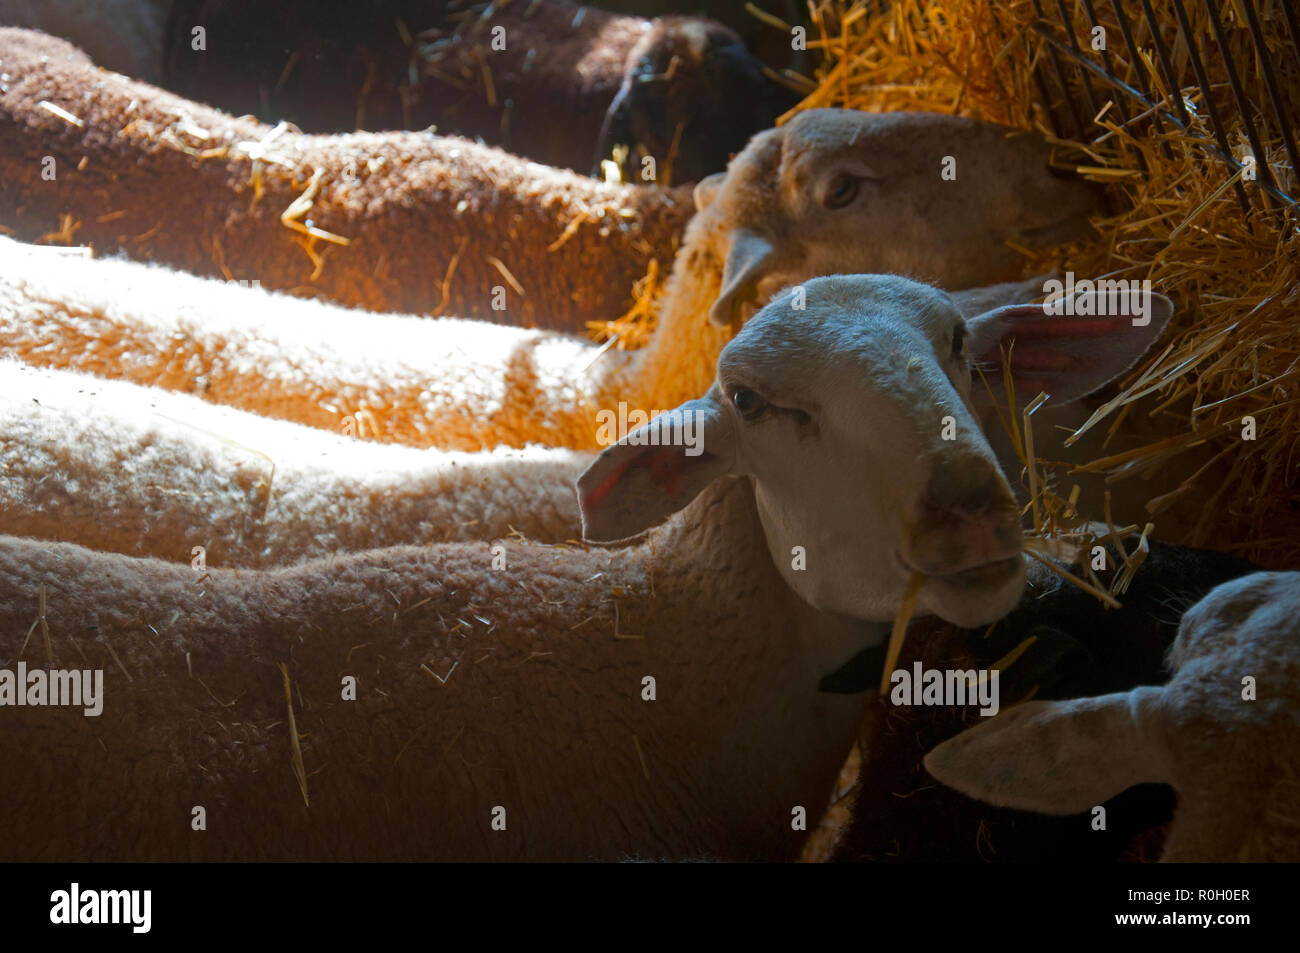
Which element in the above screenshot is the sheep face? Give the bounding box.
[582,273,1173,629]
[726,275,1027,627]
[580,274,1026,629]
[696,108,1100,327]
[597,16,800,183]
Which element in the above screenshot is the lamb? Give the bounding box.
[0,361,592,567]
[832,541,1261,862]
[0,105,1101,449]
[0,273,1148,861]
[161,0,801,182]
[924,570,1300,862]
[0,27,692,331]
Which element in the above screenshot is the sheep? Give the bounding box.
[161,0,801,182]
[0,273,1146,861]
[0,28,1099,328]
[0,278,1076,569]
[0,27,692,331]
[832,540,1261,862]
[3,251,1182,541]
[0,361,592,568]
[924,570,1300,862]
[0,105,1101,445]
[0,0,171,82]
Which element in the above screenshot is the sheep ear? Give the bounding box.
[593,84,635,179]
[708,228,775,328]
[948,274,1056,319]
[693,173,726,212]
[966,290,1174,409]
[923,689,1168,815]
[578,396,736,542]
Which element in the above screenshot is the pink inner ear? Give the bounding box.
[583,447,695,510]
[583,458,632,510]
[1009,313,1135,341]
[644,445,691,498]
[980,313,1137,374]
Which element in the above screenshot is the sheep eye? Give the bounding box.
[951,323,966,358]
[822,173,860,210]
[732,388,768,420]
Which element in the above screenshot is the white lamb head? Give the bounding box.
[577,274,1171,629]
[692,108,1101,327]
[924,571,1300,862]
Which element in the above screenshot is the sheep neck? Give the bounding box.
[591,215,737,416]
[646,477,890,686]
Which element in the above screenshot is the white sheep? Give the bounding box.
[0,107,1100,450]
[0,245,1180,564]
[0,26,692,332]
[0,361,591,567]
[0,270,1169,567]
[924,570,1300,862]
[0,274,1170,861]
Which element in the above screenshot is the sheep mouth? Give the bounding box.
[903,553,1025,590]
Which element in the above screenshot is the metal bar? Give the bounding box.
[1136,0,1191,126]
[1054,0,1102,118]
[1080,0,1146,173]
[1032,0,1089,138]
[991,3,1057,132]
[1030,24,1297,207]
[1278,0,1300,79]
[1201,0,1280,205]
[1168,0,1251,213]
[1241,0,1300,189]
[1107,0,1176,160]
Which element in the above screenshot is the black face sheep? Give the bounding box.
[160,0,800,182]
[0,274,1043,861]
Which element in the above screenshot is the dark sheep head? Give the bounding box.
[595,16,801,184]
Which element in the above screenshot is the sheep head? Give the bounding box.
[596,16,801,184]
[580,276,1172,632]
[692,108,1101,328]
[924,570,1300,861]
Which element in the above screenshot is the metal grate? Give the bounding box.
[1021,0,1299,211]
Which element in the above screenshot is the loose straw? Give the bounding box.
[879,571,924,693]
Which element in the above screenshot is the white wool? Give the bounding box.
[0,361,591,567]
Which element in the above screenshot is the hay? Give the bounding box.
[279,662,310,808]
[879,571,924,693]
[585,257,665,350]
[794,0,1299,569]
